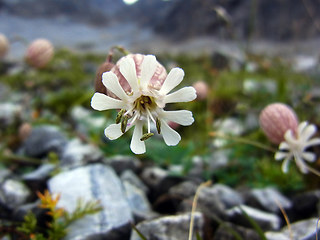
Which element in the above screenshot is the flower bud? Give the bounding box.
[109,54,167,98]
[94,61,115,94]
[259,103,299,144]
[193,81,209,100]
[18,122,32,141]
[0,33,9,59]
[25,38,54,68]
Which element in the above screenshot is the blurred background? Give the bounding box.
[1,0,319,59]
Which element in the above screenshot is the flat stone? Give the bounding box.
[245,187,292,214]
[48,163,132,240]
[0,179,31,209]
[21,125,67,158]
[266,218,318,240]
[120,170,149,194]
[0,102,22,128]
[60,138,103,168]
[226,204,281,231]
[105,155,142,175]
[130,212,204,240]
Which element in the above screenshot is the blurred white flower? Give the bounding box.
[275,121,320,173]
[91,54,196,154]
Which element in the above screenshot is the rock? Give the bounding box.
[130,212,204,240]
[48,163,132,240]
[20,125,67,158]
[226,205,281,231]
[292,190,320,219]
[213,222,261,240]
[179,185,226,220]
[106,155,142,175]
[210,184,244,209]
[169,181,198,200]
[292,55,318,72]
[0,179,31,209]
[141,166,168,188]
[120,170,149,194]
[242,78,277,95]
[123,181,155,222]
[60,138,103,168]
[22,163,55,191]
[0,102,22,128]
[245,187,292,214]
[265,218,318,240]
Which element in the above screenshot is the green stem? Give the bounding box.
[1,153,42,165]
[209,131,276,152]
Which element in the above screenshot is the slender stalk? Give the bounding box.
[275,198,292,240]
[209,131,276,152]
[306,165,320,178]
[188,180,212,240]
[1,153,42,165]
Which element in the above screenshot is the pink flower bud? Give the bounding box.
[25,38,54,68]
[193,81,209,100]
[109,54,167,98]
[94,61,115,94]
[0,33,9,59]
[259,103,299,144]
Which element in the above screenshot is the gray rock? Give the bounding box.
[22,163,55,181]
[210,184,244,209]
[179,186,226,219]
[0,102,22,128]
[266,218,318,240]
[169,181,198,199]
[106,155,142,175]
[120,170,149,194]
[21,125,67,158]
[209,149,231,170]
[123,181,155,222]
[187,156,205,178]
[213,222,261,240]
[48,163,132,240]
[245,187,292,214]
[293,190,320,219]
[0,168,11,182]
[226,205,281,231]
[141,166,168,188]
[0,179,31,209]
[130,212,204,240]
[60,138,103,168]
[22,163,56,191]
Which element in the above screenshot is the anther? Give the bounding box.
[116,109,126,124]
[156,118,161,134]
[140,133,154,141]
[121,115,129,133]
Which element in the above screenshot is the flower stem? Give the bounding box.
[209,131,276,152]
[188,180,212,240]
[306,165,320,178]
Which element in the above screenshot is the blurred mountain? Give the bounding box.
[0,0,319,40]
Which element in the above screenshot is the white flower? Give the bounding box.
[275,121,320,173]
[91,54,197,154]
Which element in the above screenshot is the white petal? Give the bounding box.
[159,68,185,95]
[140,55,157,89]
[302,151,316,162]
[130,121,146,154]
[104,124,123,140]
[278,142,290,150]
[164,86,197,104]
[294,155,309,174]
[300,124,316,141]
[305,138,320,147]
[160,120,181,146]
[91,93,125,111]
[119,57,139,93]
[102,72,128,100]
[297,121,308,136]
[281,157,291,173]
[275,151,289,160]
[160,110,194,126]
